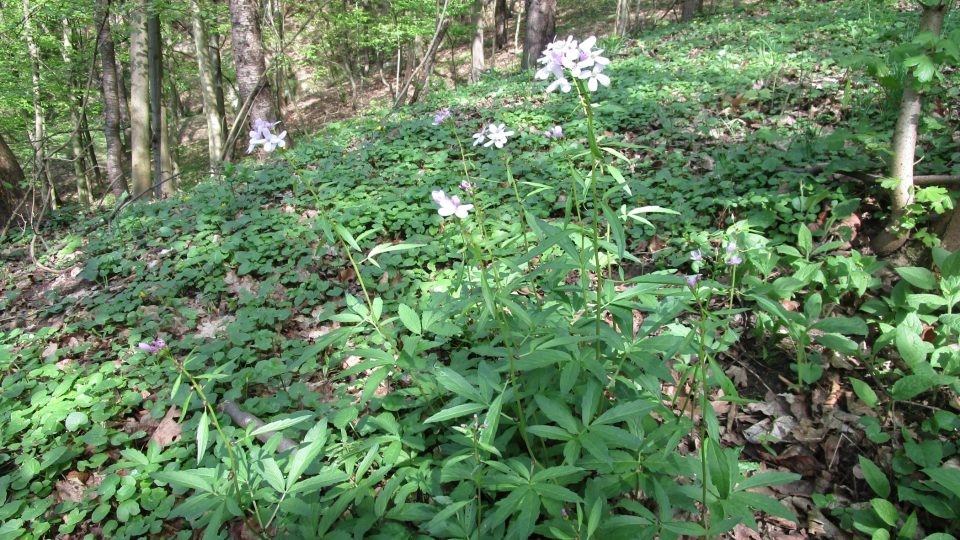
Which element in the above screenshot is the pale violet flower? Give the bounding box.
[724,241,738,254]
[727,253,743,266]
[545,125,564,139]
[685,274,702,288]
[690,249,703,262]
[460,180,476,194]
[138,339,167,354]
[483,123,514,148]
[579,64,610,92]
[247,119,287,153]
[536,35,611,93]
[432,190,474,219]
[432,108,452,126]
[575,36,610,72]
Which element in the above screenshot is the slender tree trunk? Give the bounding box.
[117,62,132,150]
[615,0,631,36]
[80,111,103,185]
[521,0,555,69]
[875,2,949,255]
[681,0,702,21]
[470,1,486,83]
[0,133,27,226]
[228,0,283,137]
[191,0,225,173]
[96,0,129,198]
[160,105,178,196]
[22,0,58,209]
[148,9,164,197]
[129,0,152,198]
[62,21,93,206]
[495,0,508,49]
[210,33,228,125]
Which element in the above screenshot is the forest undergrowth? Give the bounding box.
[1,2,960,539]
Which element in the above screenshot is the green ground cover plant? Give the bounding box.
[1,1,959,538]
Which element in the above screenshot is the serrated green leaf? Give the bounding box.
[397,304,422,335]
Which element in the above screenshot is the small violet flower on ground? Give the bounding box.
[727,253,743,266]
[432,190,474,219]
[545,125,564,139]
[724,241,737,254]
[686,274,702,289]
[138,339,167,354]
[432,108,452,126]
[247,118,287,153]
[690,249,703,262]
[460,180,477,194]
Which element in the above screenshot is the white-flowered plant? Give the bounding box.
[535,35,611,93]
[247,118,287,153]
[432,190,474,219]
[472,123,515,149]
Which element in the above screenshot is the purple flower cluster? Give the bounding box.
[138,339,167,354]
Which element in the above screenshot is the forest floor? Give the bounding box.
[2,1,960,539]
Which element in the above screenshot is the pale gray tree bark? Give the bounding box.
[228,0,283,139]
[521,0,555,70]
[875,1,949,255]
[129,0,152,198]
[681,0,703,21]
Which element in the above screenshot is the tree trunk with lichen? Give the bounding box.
[873,1,948,256]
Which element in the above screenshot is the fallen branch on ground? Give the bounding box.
[219,400,298,453]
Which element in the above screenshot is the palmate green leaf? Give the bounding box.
[424,402,485,424]
[534,394,579,434]
[287,468,349,495]
[250,414,312,438]
[260,458,286,493]
[527,425,573,441]
[364,242,425,266]
[287,428,329,490]
[434,367,484,403]
[592,399,656,426]
[153,470,215,493]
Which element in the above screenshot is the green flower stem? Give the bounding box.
[458,221,539,467]
[691,287,712,535]
[574,78,607,373]
[165,353,270,540]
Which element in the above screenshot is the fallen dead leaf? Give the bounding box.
[150,407,182,447]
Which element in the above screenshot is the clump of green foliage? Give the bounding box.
[1,2,959,539]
